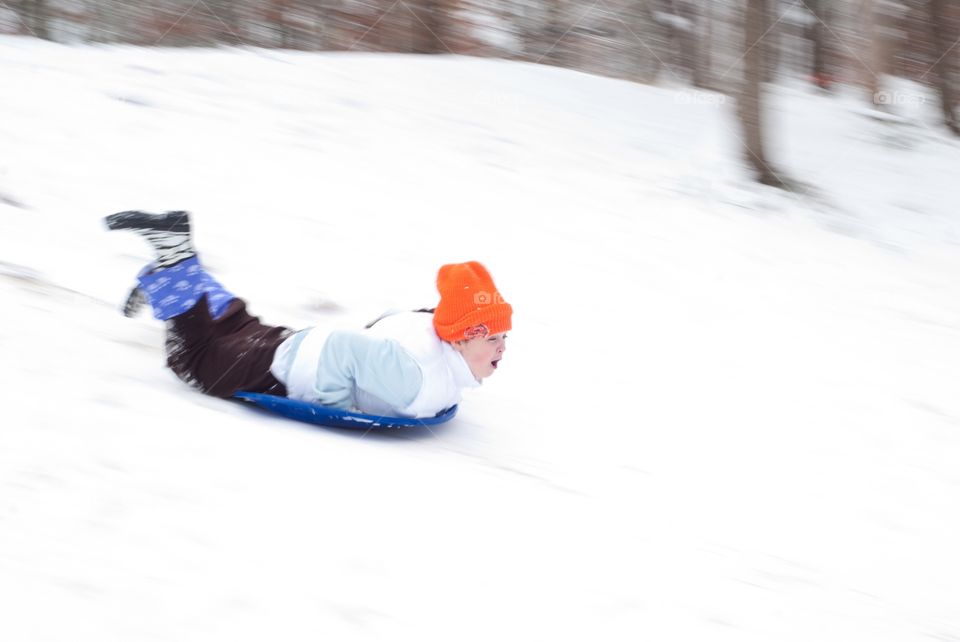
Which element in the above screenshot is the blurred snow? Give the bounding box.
[1,35,959,642]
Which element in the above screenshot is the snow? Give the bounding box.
[781,4,817,27]
[654,11,695,32]
[459,8,523,51]
[2,35,960,641]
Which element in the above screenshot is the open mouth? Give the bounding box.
[491,359,500,369]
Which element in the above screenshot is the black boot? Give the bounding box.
[104,210,195,269]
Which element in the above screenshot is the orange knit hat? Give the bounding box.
[433,261,513,342]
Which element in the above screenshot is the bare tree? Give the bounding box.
[654,0,704,84]
[863,0,911,108]
[865,0,888,106]
[926,0,960,135]
[16,0,52,39]
[692,0,716,89]
[536,0,572,67]
[737,0,787,186]
[205,0,245,45]
[805,0,832,89]
[1,0,947,130]
[762,0,781,82]
[408,0,451,54]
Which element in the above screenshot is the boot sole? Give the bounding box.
[104,210,191,234]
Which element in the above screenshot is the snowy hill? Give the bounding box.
[2,36,960,641]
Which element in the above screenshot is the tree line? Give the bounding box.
[3,1,957,184]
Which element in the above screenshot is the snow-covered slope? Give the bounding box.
[2,36,959,641]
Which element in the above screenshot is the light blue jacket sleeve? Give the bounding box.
[312,331,423,412]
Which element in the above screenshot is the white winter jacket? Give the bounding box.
[270,311,479,418]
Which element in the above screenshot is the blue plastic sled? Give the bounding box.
[233,391,458,430]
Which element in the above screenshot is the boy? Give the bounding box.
[105,210,511,419]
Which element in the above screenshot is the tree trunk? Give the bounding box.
[314,0,330,50]
[806,0,831,89]
[864,0,895,108]
[21,0,53,40]
[737,0,785,187]
[207,0,243,45]
[762,0,779,83]
[927,0,960,135]
[634,0,666,82]
[673,1,698,84]
[544,1,569,66]
[409,0,448,54]
[692,0,714,89]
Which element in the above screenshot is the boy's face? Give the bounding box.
[454,332,508,380]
